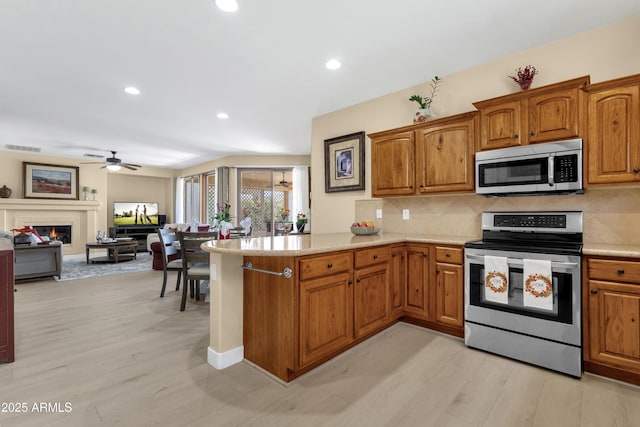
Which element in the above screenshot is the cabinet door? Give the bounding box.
[528,87,580,144]
[299,272,353,368]
[477,100,522,150]
[587,85,640,184]
[404,244,429,319]
[588,280,640,373]
[415,116,475,193]
[0,249,14,363]
[354,264,389,339]
[371,131,415,196]
[389,245,405,319]
[435,262,463,327]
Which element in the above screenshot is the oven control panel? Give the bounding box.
[493,214,566,229]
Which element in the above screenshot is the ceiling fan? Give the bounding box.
[82,151,141,171]
[276,171,291,188]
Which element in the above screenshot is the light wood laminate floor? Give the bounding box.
[2,269,640,426]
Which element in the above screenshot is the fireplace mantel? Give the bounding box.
[0,199,101,255]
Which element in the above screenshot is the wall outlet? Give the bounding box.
[402,209,410,220]
[376,209,382,219]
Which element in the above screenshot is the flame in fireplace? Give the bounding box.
[49,227,58,240]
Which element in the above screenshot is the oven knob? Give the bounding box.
[590,289,598,295]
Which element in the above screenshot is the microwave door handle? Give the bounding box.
[548,155,555,186]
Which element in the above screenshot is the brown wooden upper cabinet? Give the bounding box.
[473,76,589,151]
[584,74,640,185]
[369,111,477,197]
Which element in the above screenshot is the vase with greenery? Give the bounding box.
[409,75,441,123]
[213,202,233,239]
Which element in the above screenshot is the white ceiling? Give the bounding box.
[1,1,639,169]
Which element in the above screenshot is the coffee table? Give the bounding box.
[86,241,138,264]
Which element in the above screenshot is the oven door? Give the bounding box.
[464,247,581,346]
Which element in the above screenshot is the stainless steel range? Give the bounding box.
[464,211,583,377]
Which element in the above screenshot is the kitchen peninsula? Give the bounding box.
[202,232,475,382]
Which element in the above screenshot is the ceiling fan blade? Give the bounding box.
[123,163,141,168]
[81,161,107,165]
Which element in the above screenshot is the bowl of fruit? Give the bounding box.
[350,221,381,235]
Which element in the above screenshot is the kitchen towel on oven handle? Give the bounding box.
[523,259,553,311]
[484,255,509,304]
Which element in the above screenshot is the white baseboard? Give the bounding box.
[207,345,244,370]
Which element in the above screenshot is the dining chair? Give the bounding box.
[158,228,183,297]
[177,231,217,311]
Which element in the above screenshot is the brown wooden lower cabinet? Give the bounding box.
[299,271,354,368]
[389,244,405,319]
[243,243,464,382]
[404,244,429,319]
[0,246,15,363]
[584,256,640,386]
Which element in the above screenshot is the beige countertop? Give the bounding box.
[201,232,640,259]
[201,232,478,256]
[583,243,640,259]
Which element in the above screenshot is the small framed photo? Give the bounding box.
[324,131,365,193]
[23,162,79,200]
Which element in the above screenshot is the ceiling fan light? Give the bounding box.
[106,164,121,171]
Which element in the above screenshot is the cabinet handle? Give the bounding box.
[327,263,333,269]
[514,134,519,139]
[356,278,361,283]
[445,253,450,257]
[530,131,535,136]
[348,280,353,285]
[634,168,640,173]
[373,255,378,260]
[617,268,625,275]
[590,289,598,295]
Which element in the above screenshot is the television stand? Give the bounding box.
[109,225,159,251]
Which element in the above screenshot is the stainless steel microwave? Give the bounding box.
[475,139,583,197]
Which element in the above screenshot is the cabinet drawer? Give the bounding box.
[299,252,353,281]
[354,246,391,269]
[588,259,640,284]
[435,246,463,264]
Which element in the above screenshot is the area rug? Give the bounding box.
[54,253,154,282]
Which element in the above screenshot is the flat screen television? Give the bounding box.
[113,201,159,226]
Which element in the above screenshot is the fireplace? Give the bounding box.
[33,225,72,244]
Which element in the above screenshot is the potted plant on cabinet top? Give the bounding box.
[409,75,441,123]
[509,65,538,90]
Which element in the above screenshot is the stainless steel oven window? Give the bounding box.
[467,262,574,323]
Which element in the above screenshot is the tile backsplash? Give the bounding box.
[356,187,640,245]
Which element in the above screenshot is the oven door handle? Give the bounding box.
[465,254,579,269]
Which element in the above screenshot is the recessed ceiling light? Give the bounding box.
[325,59,341,70]
[124,86,140,95]
[217,112,229,119]
[215,0,238,12]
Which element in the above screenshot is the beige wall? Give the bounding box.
[107,173,174,226]
[0,148,310,236]
[311,15,640,235]
[0,150,176,234]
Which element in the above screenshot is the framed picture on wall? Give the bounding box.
[23,162,79,200]
[324,131,365,193]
